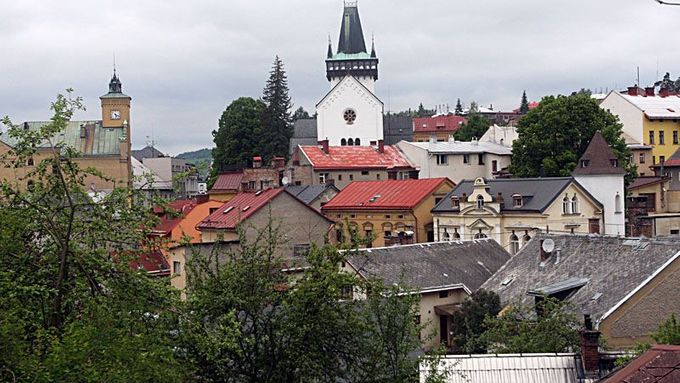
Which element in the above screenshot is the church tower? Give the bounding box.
[325,1,378,93]
[316,1,384,147]
[100,70,131,129]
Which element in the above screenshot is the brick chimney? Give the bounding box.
[253,156,262,168]
[645,87,655,97]
[539,239,547,261]
[580,314,601,379]
[659,88,670,98]
[318,140,329,154]
[627,86,642,96]
[378,139,385,154]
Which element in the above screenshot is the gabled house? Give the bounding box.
[599,345,680,382]
[151,197,224,249]
[345,240,510,350]
[432,177,603,254]
[322,178,455,247]
[411,113,466,143]
[481,233,680,349]
[284,183,339,211]
[290,141,419,190]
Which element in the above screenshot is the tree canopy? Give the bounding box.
[450,290,501,353]
[259,56,293,162]
[293,106,311,121]
[509,93,635,180]
[453,113,490,141]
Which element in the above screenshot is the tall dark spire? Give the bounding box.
[327,35,333,59]
[370,34,376,58]
[337,1,367,54]
[108,70,122,94]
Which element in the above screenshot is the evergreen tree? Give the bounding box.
[519,90,529,114]
[260,56,293,162]
[454,98,463,115]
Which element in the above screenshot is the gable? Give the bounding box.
[316,75,383,109]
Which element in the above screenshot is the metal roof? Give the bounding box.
[284,184,338,205]
[336,3,367,55]
[527,277,590,297]
[422,353,586,383]
[322,178,451,211]
[400,140,512,156]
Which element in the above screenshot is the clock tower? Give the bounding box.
[100,70,131,129]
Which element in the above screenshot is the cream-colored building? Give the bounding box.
[396,139,512,184]
[432,177,603,254]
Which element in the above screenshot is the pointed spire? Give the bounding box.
[337,1,367,54]
[370,34,376,58]
[108,68,122,94]
[327,34,333,58]
[572,131,626,176]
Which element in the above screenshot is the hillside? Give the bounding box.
[176,148,212,164]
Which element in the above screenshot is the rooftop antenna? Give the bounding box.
[113,53,117,76]
[636,66,640,87]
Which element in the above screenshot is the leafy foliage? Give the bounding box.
[453,113,490,141]
[509,93,635,181]
[479,298,580,353]
[450,290,501,353]
[0,91,183,382]
[292,106,311,121]
[211,97,264,175]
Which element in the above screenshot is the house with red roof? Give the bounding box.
[290,141,419,190]
[412,113,467,143]
[321,178,454,247]
[166,188,335,292]
[208,157,286,201]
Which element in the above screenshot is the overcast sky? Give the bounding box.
[1,0,679,154]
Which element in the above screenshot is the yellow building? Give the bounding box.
[599,88,680,164]
[0,71,132,191]
[432,177,603,254]
[321,178,455,247]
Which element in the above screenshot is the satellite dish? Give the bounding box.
[542,239,555,253]
[281,176,289,186]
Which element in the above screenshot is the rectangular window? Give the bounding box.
[439,290,449,298]
[492,160,498,173]
[463,154,470,164]
[338,174,342,181]
[674,131,679,145]
[649,131,655,145]
[660,156,666,164]
[173,261,181,276]
[361,170,369,175]
[478,154,485,165]
[376,173,381,180]
[653,156,656,165]
[660,131,665,145]
[436,154,448,165]
[671,229,679,235]
[319,173,330,184]
[349,174,354,181]
[639,153,645,164]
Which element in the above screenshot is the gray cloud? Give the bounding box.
[1,0,678,154]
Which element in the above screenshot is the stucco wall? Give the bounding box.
[600,92,644,144]
[573,175,625,236]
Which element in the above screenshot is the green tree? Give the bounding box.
[509,93,635,180]
[211,97,264,176]
[454,113,490,141]
[454,98,463,116]
[416,103,435,118]
[655,72,680,92]
[259,56,293,162]
[651,313,680,345]
[292,106,311,121]
[519,90,529,114]
[0,91,183,382]
[479,298,580,354]
[450,290,501,353]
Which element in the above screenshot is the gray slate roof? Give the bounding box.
[432,177,600,213]
[383,114,413,145]
[480,233,680,323]
[347,240,510,291]
[132,145,166,162]
[285,184,338,205]
[290,119,319,154]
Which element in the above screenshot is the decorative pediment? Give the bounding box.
[467,218,493,231]
[460,204,499,216]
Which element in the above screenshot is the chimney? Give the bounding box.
[580,314,601,379]
[627,86,642,96]
[659,88,670,98]
[378,139,385,153]
[195,194,209,204]
[539,239,547,261]
[252,156,262,168]
[645,87,655,97]
[319,140,329,154]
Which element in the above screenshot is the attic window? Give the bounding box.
[451,197,460,208]
[242,206,250,212]
[223,206,234,214]
[512,195,522,208]
[580,160,589,168]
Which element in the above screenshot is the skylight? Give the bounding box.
[223,206,234,214]
[242,206,250,212]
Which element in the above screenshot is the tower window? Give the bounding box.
[348,138,354,146]
[341,138,347,146]
[476,195,484,209]
[639,153,645,164]
[355,138,360,146]
[343,108,357,124]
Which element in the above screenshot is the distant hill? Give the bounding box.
[176,148,212,164]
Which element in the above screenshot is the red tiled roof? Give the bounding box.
[210,172,244,192]
[197,188,284,230]
[600,345,680,383]
[572,131,627,175]
[299,145,415,170]
[153,199,198,235]
[130,250,170,277]
[322,178,452,211]
[413,114,467,133]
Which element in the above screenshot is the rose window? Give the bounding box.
[343,109,357,124]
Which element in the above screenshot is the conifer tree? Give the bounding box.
[454,98,463,115]
[260,56,293,162]
[519,90,529,115]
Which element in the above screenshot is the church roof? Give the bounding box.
[572,132,626,175]
[298,145,416,171]
[337,2,367,55]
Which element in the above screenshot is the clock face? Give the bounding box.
[111,110,121,120]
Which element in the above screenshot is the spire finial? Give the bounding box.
[370,33,376,58]
[113,53,117,76]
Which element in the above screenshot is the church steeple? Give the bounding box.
[337,1,367,54]
[108,70,123,94]
[327,35,333,59]
[370,35,376,58]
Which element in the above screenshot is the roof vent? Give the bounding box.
[255,190,262,196]
[369,194,381,203]
[242,206,250,212]
[223,206,234,214]
[501,276,514,286]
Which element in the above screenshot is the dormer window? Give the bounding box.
[512,195,522,208]
[451,197,460,209]
[476,195,485,209]
[580,160,589,168]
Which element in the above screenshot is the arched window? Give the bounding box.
[348,138,354,146]
[522,231,531,247]
[442,229,450,241]
[509,232,520,255]
[562,196,571,214]
[355,138,361,146]
[341,138,347,146]
[615,193,622,213]
[474,230,487,239]
[477,195,485,209]
[571,195,579,214]
[453,228,461,240]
